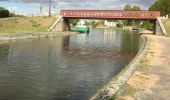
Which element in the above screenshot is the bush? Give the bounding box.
[9,13,17,17]
[140,21,153,30]
[0,9,9,18]
[0,7,5,10]
[0,7,24,18]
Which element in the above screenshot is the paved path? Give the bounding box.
[117,35,170,100]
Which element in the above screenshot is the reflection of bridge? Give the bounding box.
[50,10,164,35]
[61,10,160,20]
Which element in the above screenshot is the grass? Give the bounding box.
[138,57,148,68]
[161,19,170,37]
[0,16,57,34]
[122,84,136,96]
[109,94,118,100]
[109,84,136,100]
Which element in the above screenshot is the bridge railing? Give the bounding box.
[60,10,160,20]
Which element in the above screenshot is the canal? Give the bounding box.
[0,29,139,100]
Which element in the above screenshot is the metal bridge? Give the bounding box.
[60,10,160,20]
[50,10,163,35]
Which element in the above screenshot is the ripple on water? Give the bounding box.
[0,29,139,100]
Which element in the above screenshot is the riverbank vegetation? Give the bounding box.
[123,4,154,30]
[0,16,57,34]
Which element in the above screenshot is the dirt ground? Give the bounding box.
[116,35,170,100]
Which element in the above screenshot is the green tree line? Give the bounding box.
[149,0,170,16]
[123,4,154,30]
[123,4,141,26]
[0,7,21,18]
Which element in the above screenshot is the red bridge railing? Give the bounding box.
[60,10,160,20]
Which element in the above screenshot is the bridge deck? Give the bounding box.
[60,10,160,20]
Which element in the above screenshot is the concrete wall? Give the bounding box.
[156,18,167,36]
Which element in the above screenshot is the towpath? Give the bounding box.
[117,35,170,100]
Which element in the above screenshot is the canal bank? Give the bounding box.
[114,35,170,100]
[90,34,170,100]
[90,34,150,100]
[0,32,77,41]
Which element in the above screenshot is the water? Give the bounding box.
[0,29,139,100]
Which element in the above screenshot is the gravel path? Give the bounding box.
[142,35,170,100]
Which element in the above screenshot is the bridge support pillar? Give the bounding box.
[63,19,71,31]
[153,20,157,35]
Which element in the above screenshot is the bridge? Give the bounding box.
[50,10,164,35]
[61,10,160,20]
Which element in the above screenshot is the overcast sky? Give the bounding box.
[0,0,156,15]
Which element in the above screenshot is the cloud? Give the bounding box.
[0,0,156,8]
[0,0,156,15]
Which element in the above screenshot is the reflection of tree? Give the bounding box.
[120,31,139,53]
[0,43,9,59]
[62,36,70,50]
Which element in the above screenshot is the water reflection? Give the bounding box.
[0,29,139,100]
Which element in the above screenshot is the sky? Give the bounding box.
[0,0,156,16]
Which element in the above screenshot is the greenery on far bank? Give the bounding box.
[123,4,141,27]
[123,4,153,30]
[0,16,57,34]
[162,19,170,37]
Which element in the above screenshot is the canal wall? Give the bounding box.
[0,32,77,41]
[90,34,151,100]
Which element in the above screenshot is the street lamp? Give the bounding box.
[49,0,51,16]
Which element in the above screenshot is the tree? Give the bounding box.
[124,4,132,10]
[0,7,5,10]
[123,4,141,26]
[0,7,22,18]
[149,0,170,16]
[140,21,154,30]
[132,6,140,10]
[90,21,97,27]
[149,0,160,11]
[124,4,141,11]
[0,8,9,18]
[70,19,79,26]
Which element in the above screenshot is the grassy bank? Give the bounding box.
[161,19,170,37]
[0,16,57,34]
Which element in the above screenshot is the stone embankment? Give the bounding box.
[0,32,77,41]
[90,34,150,100]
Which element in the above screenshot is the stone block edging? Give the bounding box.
[0,32,77,41]
[90,34,151,100]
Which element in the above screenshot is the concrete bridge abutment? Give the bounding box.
[155,17,167,36]
[50,16,71,32]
